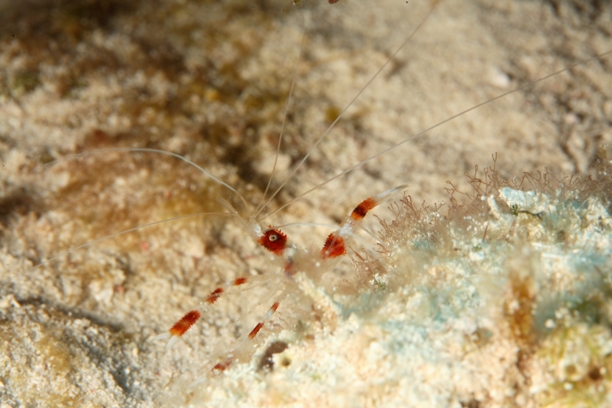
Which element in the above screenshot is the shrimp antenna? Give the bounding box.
[259,49,612,222]
[253,13,307,219]
[18,212,235,276]
[40,147,250,212]
[252,4,439,220]
[217,196,263,238]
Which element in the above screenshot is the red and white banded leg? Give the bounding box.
[212,299,282,373]
[153,276,250,349]
[321,185,407,260]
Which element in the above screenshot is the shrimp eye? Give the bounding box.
[258,228,287,255]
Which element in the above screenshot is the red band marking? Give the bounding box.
[350,197,377,221]
[206,288,224,304]
[321,233,346,259]
[258,228,288,255]
[248,322,264,339]
[169,310,201,337]
[248,302,280,340]
[284,259,295,275]
[234,277,248,286]
[212,358,233,373]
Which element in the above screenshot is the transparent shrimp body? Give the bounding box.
[157,184,406,372]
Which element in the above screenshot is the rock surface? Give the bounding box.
[1,0,611,406]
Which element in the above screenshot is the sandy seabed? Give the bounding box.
[1,0,611,406]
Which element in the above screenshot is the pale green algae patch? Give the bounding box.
[359,151,612,407]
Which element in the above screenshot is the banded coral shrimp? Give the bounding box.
[1,0,611,406]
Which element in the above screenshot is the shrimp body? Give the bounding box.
[159,185,406,372]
